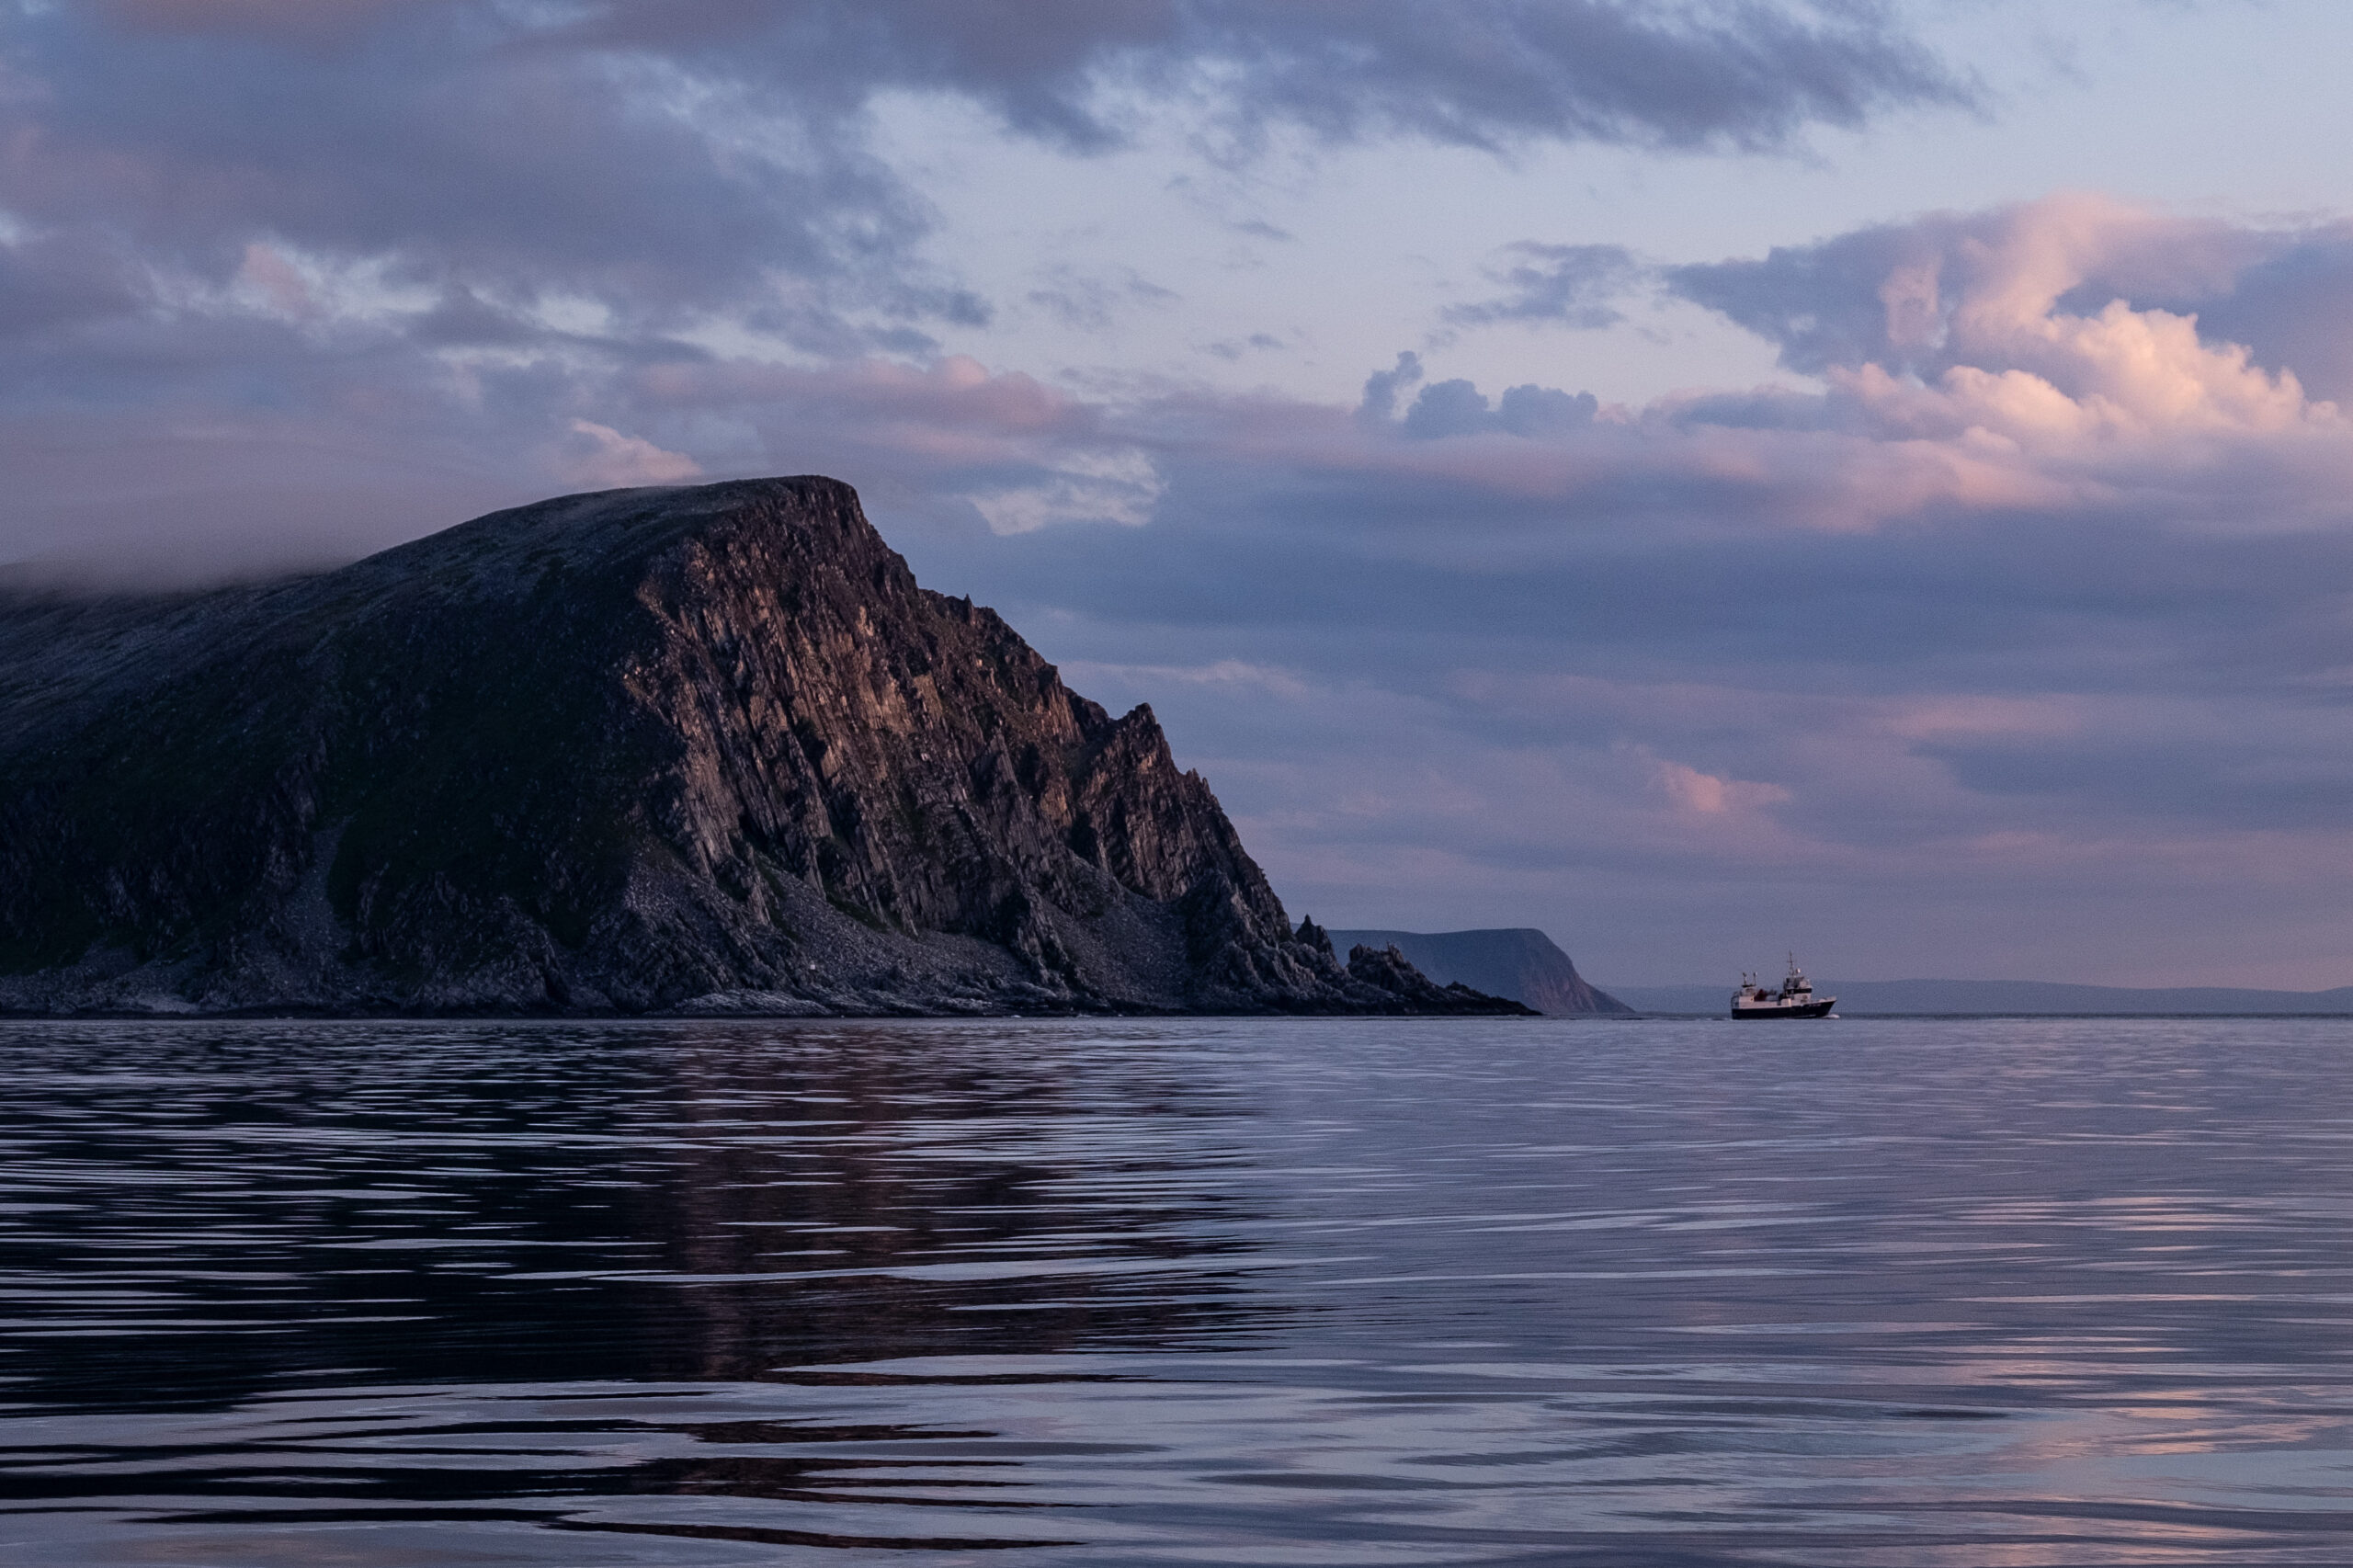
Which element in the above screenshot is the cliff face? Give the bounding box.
[0,477,1528,1017]
[1327,928,1632,1015]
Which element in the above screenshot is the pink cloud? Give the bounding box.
[1650,756,1789,817]
[556,420,701,488]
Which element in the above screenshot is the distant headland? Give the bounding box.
[1328,928,1632,1016]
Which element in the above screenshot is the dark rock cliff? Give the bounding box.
[0,477,1529,1018]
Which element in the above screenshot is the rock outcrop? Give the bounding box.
[1327,927,1632,1015]
[0,477,1529,1018]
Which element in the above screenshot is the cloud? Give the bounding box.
[1402,381,1600,439]
[1442,242,1643,329]
[1358,351,1427,424]
[0,0,1973,584]
[1024,265,1181,333]
[1665,191,2305,391]
[497,1,1972,156]
[968,447,1164,534]
[1636,195,2353,533]
[1063,657,1313,701]
[0,231,145,340]
[91,0,415,41]
[1,1,1966,343]
[558,420,702,488]
[1646,753,1791,817]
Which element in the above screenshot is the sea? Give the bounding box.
[5,1015,2353,1566]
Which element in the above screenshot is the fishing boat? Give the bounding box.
[1732,956,1836,1018]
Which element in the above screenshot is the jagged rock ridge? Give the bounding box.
[0,477,1529,1017]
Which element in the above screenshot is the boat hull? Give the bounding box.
[1731,998,1836,1018]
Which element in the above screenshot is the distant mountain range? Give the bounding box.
[1327,928,1632,1015]
[1611,979,2353,1016]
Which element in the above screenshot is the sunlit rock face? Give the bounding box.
[0,476,1526,1017]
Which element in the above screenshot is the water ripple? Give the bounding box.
[1,1017,2351,1562]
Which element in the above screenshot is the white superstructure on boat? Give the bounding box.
[1732,957,1836,1018]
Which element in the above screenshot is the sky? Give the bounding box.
[6,0,2353,988]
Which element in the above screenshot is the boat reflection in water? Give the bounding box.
[1733,954,1837,1017]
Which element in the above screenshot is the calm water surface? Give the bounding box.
[3,1016,2352,1564]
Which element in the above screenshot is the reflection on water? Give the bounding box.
[4,1017,2353,1562]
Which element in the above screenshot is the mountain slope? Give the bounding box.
[1327,928,1631,1015]
[0,477,1527,1018]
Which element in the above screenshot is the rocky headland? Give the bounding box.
[1328,927,1631,1015]
[0,477,1529,1018]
